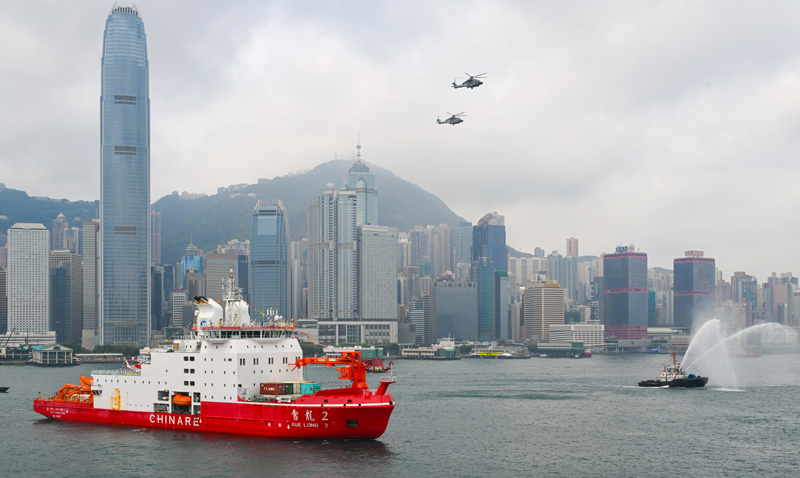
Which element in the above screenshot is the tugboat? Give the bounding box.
[638,353,708,388]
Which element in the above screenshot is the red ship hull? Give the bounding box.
[34,392,395,439]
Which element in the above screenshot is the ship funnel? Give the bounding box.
[195,296,223,331]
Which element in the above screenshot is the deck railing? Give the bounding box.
[91,368,142,376]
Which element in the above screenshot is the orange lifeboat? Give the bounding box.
[172,394,191,406]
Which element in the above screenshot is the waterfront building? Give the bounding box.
[472,213,507,271]
[0,269,7,334]
[357,225,398,321]
[673,251,716,330]
[100,3,151,346]
[204,253,238,302]
[533,247,545,258]
[51,251,83,344]
[82,220,100,349]
[472,258,496,342]
[523,280,565,342]
[316,320,398,346]
[51,213,68,251]
[495,270,509,340]
[7,223,50,335]
[549,323,604,347]
[566,237,579,258]
[250,200,289,318]
[0,246,7,270]
[150,210,161,265]
[432,279,478,341]
[602,245,648,339]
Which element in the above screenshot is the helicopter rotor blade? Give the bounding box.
[456,112,466,116]
[474,72,487,77]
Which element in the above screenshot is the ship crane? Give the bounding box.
[292,351,369,389]
[292,352,396,395]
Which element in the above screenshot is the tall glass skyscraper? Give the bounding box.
[673,251,716,330]
[602,247,648,339]
[472,213,507,271]
[100,2,150,346]
[250,200,289,318]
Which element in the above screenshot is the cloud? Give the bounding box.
[2,0,800,279]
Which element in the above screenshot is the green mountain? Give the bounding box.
[2,161,465,266]
[154,160,465,265]
[0,185,97,236]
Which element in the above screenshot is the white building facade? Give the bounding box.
[8,223,51,335]
[358,225,398,321]
[549,323,605,347]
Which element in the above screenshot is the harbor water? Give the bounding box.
[1,354,799,477]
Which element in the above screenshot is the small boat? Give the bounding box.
[0,387,9,393]
[539,354,549,358]
[582,350,592,358]
[638,353,708,388]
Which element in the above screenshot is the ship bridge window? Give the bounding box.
[184,356,188,361]
[190,356,195,361]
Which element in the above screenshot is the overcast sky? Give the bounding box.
[2,1,800,279]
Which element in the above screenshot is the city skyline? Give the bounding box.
[2,2,800,280]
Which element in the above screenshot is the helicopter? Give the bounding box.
[437,112,466,125]
[452,72,486,89]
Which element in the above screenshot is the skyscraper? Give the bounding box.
[673,251,716,330]
[82,220,100,349]
[524,280,565,342]
[0,270,7,334]
[150,210,161,265]
[100,2,150,346]
[472,257,495,342]
[357,225,398,321]
[308,187,361,322]
[204,253,238,302]
[432,278,478,341]
[52,213,68,251]
[250,200,289,318]
[602,245,648,339]
[566,237,579,258]
[51,250,83,344]
[344,144,378,226]
[454,221,473,279]
[472,213,507,271]
[7,224,50,336]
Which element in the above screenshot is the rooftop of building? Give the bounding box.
[110,1,139,16]
[10,223,47,230]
